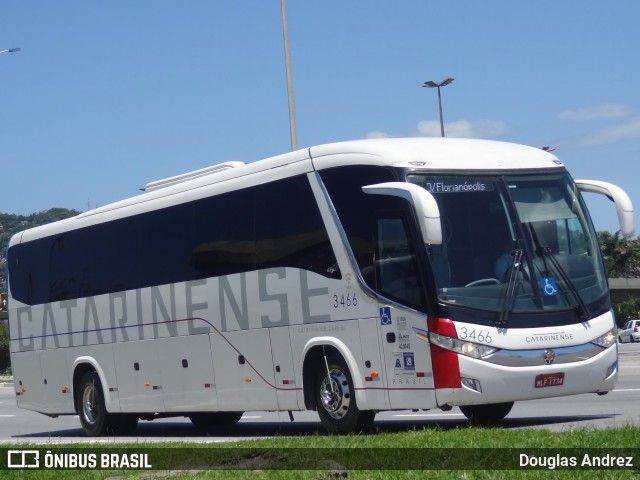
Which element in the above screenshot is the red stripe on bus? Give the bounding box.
[427,317,461,389]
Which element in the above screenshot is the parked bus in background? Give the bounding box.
[7,138,633,436]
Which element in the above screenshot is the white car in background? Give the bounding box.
[618,319,640,343]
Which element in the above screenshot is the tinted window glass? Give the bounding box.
[9,174,337,305]
[90,217,142,294]
[320,166,397,285]
[256,176,339,278]
[191,189,255,279]
[320,166,426,310]
[376,215,424,309]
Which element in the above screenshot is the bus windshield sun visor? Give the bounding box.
[362,182,442,245]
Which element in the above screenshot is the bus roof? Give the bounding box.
[13,138,563,244]
[309,137,562,171]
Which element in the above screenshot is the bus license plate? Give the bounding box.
[534,372,565,388]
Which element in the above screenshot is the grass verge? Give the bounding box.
[1,426,639,479]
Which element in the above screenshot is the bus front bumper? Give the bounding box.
[435,344,618,407]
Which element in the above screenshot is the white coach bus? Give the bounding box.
[7,138,634,436]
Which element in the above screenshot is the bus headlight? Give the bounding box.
[429,332,498,359]
[591,330,616,348]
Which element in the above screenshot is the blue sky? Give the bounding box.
[1,1,638,234]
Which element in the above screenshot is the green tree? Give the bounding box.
[0,320,9,374]
[614,297,640,324]
[597,231,640,278]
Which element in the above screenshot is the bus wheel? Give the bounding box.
[109,414,139,435]
[189,412,244,430]
[459,402,514,426]
[77,371,109,437]
[315,355,375,434]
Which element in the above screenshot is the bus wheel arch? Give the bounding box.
[302,343,374,433]
[72,361,139,436]
[72,362,101,414]
[302,340,360,410]
[302,345,336,410]
[76,370,110,436]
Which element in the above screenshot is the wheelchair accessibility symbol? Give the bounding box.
[540,276,558,297]
[380,306,392,325]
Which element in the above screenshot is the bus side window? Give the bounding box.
[375,215,422,309]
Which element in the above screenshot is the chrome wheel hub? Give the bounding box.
[319,367,351,419]
[82,385,98,425]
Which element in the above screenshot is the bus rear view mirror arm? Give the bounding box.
[575,180,635,238]
[362,182,442,245]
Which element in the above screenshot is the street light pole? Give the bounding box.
[422,77,454,137]
[280,0,298,151]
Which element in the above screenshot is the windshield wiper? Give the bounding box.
[497,248,523,327]
[538,245,590,319]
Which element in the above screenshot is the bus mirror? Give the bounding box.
[362,182,442,245]
[575,179,635,238]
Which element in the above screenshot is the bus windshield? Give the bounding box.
[406,172,608,320]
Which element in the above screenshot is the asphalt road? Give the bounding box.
[0,344,638,444]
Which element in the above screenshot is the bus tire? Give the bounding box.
[189,412,244,430]
[459,402,514,426]
[315,354,375,434]
[77,371,110,437]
